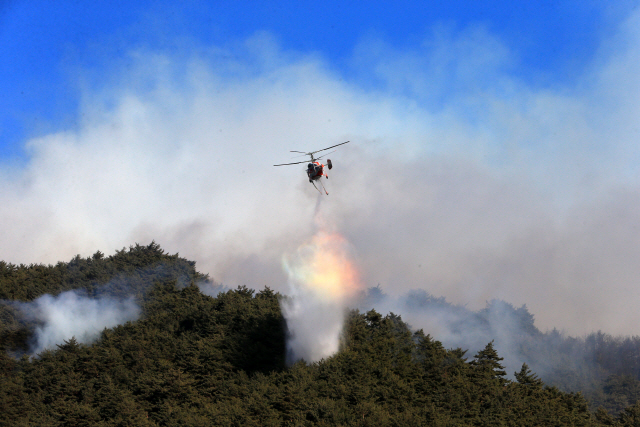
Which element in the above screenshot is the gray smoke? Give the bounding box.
[197,279,230,297]
[357,286,593,382]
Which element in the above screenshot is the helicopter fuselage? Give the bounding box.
[307,162,326,181]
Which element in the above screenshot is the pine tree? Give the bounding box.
[515,363,543,387]
[470,341,508,386]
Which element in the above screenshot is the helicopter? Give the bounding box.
[274,141,350,195]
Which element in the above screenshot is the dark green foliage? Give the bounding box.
[470,340,508,386]
[520,330,640,416]
[0,243,636,425]
[0,242,206,303]
[515,363,543,387]
[618,401,640,426]
[362,287,640,417]
[0,242,204,352]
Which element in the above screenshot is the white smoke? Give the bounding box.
[17,290,140,355]
[196,279,229,297]
[2,8,640,338]
[281,290,347,364]
[281,206,362,364]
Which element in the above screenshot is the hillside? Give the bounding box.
[359,287,640,417]
[0,243,638,426]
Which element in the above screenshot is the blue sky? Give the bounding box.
[2,1,640,336]
[1,1,632,159]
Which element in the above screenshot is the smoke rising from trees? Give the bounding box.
[14,290,140,355]
[357,284,640,408]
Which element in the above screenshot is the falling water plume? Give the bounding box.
[281,230,362,363]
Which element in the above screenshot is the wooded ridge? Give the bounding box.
[0,243,638,426]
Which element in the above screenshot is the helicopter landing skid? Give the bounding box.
[312,179,328,195]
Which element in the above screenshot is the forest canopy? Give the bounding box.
[0,242,639,426]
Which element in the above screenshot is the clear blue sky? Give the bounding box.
[0,0,633,160]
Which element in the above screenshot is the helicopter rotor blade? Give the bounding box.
[273,160,310,166]
[276,141,349,167]
[309,140,349,155]
[315,150,336,160]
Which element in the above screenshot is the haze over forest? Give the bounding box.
[3,243,640,424]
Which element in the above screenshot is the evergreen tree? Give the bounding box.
[515,363,543,387]
[470,340,508,386]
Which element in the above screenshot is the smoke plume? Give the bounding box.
[2,9,640,338]
[14,289,140,355]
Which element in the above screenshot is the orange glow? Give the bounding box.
[283,231,362,301]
